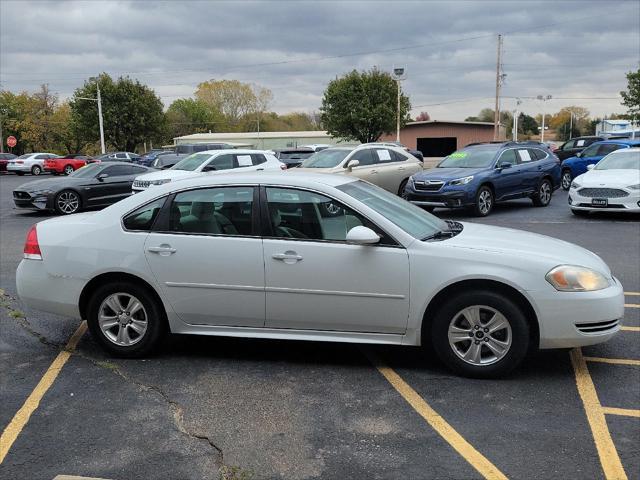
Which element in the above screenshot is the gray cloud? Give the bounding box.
[1,0,639,121]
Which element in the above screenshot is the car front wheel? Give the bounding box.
[31,165,42,175]
[430,290,530,378]
[54,190,82,215]
[64,165,75,175]
[561,170,572,190]
[473,186,494,216]
[87,282,166,358]
[532,178,552,207]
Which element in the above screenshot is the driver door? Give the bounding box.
[86,165,136,206]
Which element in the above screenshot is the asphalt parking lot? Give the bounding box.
[0,172,638,480]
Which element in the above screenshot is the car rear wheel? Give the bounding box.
[63,164,74,175]
[31,165,42,176]
[87,282,166,358]
[398,178,408,197]
[473,186,494,216]
[561,170,572,190]
[54,190,81,215]
[571,208,589,217]
[430,290,530,378]
[532,178,552,207]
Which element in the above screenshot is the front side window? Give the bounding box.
[70,163,104,178]
[350,149,377,166]
[597,144,624,156]
[35,154,48,159]
[171,153,214,171]
[497,149,518,166]
[265,187,393,244]
[562,140,576,150]
[204,154,235,171]
[251,154,267,165]
[168,187,254,236]
[104,165,134,176]
[123,197,166,231]
[581,144,600,157]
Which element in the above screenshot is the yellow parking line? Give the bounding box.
[623,292,640,296]
[0,321,87,464]
[624,304,640,309]
[602,407,640,418]
[570,349,627,480]
[620,326,640,332]
[584,357,640,367]
[365,350,507,480]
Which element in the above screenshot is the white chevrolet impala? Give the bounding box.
[16,172,624,378]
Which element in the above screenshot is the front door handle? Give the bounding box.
[272,251,303,264]
[370,169,378,174]
[147,244,177,256]
[397,167,406,171]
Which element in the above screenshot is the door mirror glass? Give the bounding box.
[345,159,360,171]
[202,165,217,172]
[587,164,596,170]
[346,226,380,245]
[96,173,109,180]
[499,162,512,169]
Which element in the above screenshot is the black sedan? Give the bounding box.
[13,162,152,215]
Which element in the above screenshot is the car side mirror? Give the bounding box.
[96,173,109,181]
[498,162,512,170]
[576,152,582,158]
[587,164,595,170]
[202,165,217,172]
[346,226,380,245]
[345,159,360,171]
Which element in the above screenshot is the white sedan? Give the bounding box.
[16,172,623,378]
[132,149,285,192]
[569,148,640,215]
[7,152,59,176]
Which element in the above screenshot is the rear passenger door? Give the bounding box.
[369,148,417,194]
[142,186,265,327]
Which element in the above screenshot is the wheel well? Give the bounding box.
[479,182,495,195]
[421,279,539,349]
[79,272,166,324]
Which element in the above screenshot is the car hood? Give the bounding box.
[14,177,89,192]
[574,169,640,188]
[444,222,611,276]
[413,167,488,180]
[134,169,199,181]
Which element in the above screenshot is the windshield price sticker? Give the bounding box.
[449,152,467,158]
[237,155,252,166]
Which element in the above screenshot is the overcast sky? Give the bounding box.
[1,0,639,122]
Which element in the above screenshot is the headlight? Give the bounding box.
[150,179,171,186]
[570,180,581,189]
[30,189,53,196]
[546,265,610,292]
[627,184,640,190]
[449,175,474,186]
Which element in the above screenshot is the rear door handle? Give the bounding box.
[398,167,406,171]
[147,245,177,255]
[370,170,378,174]
[272,251,303,264]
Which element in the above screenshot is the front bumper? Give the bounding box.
[568,188,640,213]
[13,191,54,211]
[534,278,625,349]
[405,185,473,208]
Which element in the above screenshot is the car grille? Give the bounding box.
[133,180,150,188]
[13,191,31,200]
[575,319,620,334]
[577,188,628,198]
[414,180,444,192]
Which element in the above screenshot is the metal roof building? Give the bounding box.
[173,131,338,150]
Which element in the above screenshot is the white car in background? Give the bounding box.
[568,148,640,215]
[132,149,285,192]
[7,153,59,176]
[16,172,623,378]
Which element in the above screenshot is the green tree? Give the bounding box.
[165,98,224,140]
[48,103,88,153]
[518,113,538,137]
[465,108,495,123]
[549,106,590,141]
[70,74,164,152]
[320,68,410,143]
[620,68,640,117]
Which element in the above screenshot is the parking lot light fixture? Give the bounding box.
[76,77,106,154]
[392,67,407,142]
[536,95,552,143]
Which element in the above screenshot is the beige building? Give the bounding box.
[173,131,339,150]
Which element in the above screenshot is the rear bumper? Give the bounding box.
[7,164,30,173]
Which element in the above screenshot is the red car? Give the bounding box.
[0,153,17,173]
[43,154,93,175]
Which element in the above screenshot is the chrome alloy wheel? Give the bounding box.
[56,191,80,214]
[561,171,572,190]
[539,181,552,205]
[447,305,512,366]
[478,190,492,215]
[98,293,148,346]
[64,165,74,175]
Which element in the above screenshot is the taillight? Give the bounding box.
[23,225,42,260]
[16,160,24,164]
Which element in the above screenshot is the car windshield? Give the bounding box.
[301,149,350,168]
[438,146,499,168]
[170,153,213,171]
[69,163,106,178]
[337,180,447,240]
[596,150,640,170]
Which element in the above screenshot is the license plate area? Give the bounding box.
[591,198,608,207]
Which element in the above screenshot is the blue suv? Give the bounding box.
[560,139,640,190]
[404,142,561,216]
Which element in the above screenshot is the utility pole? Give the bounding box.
[96,83,105,154]
[513,98,521,142]
[391,66,406,143]
[0,116,3,153]
[493,34,503,140]
[537,95,552,143]
[396,80,401,142]
[569,110,573,139]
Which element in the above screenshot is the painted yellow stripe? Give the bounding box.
[624,304,640,309]
[0,321,86,464]
[602,407,640,418]
[365,350,507,480]
[620,326,640,332]
[623,292,640,296]
[584,356,640,366]
[570,348,627,480]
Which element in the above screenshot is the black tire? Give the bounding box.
[473,186,494,217]
[398,178,409,197]
[63,164,75,175]
[532,178,553,207]
[31,165,42,176]
[87,281,167,358]
[561,169,572,191]
[571,208,589,217]
[429,290,530,378]
[54,189,82,215]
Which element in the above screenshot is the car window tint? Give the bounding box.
[497,149,518,166]
[206,154,235,170]
[373,149,395,164]
[106,165,134,176]
[529,148,547,160]
[581,144,600,157]
[265,187,391,244]
[350,149,376,166]
[392,150,409,162]
[115,153,127,159]
[35,154,48,159]
[123,197,166,231]
[563,140,576,150]
[597,144,624,156]
[251,154,267,165]
[517,149,533,162]
[194,145,208,152]
[169,187,254,236]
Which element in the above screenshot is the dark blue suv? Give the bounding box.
[404,142,561,216]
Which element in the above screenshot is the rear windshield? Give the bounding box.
[438,146,499,168]
[301,149,350,168]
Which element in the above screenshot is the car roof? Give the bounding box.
[594,139,640,146]
[609,146,640,153]
[191,149,272,156]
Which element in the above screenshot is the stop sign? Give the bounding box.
[7,136,17,148]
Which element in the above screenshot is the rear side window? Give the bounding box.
[373,149,396,163]
[517,149,533,162]
[123,197,166,231]
[392,150,409,162]
[529,149,547,160]
[251,154,267,165]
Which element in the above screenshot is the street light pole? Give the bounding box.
[536,95,552,143]
[391,66,406,143]
[97,84,105,154]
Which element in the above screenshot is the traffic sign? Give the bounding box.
[7,136,17,148]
